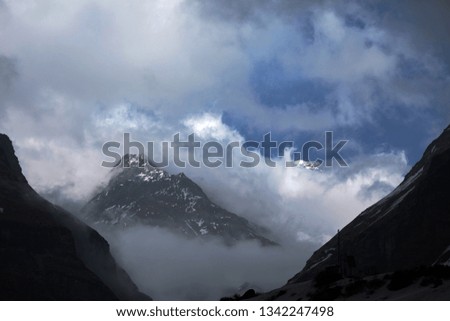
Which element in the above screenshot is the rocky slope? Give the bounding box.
[82,154,276,246]
[252,124,450,300]
[0,134,149,300]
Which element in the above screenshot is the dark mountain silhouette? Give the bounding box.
[251,124,450,300]
[82,154,276,246]
[0,134,149,300]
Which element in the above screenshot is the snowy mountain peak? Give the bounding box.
[294,159,321,170]
[114,153,150,168]
[83,159,276,246]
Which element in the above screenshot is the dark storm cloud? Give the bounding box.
[371,0,450,121]
[188,0,323,23]
[191,0,450,75]
[191,0,449,37]
[190,0,450,70]
[190,0,450,132]
[192,0,450,74]
[0,55,17,117]
[366,0,450,55]
[0,55,17,95]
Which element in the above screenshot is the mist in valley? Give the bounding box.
[102,225,317,300]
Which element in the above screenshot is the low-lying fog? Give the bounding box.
[101,226,316,300]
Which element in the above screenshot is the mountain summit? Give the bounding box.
[82,154,276,246]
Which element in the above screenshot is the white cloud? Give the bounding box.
[3,106,408,244]
[1,0,445,138]
[0,1,432,298]
[183,113,242,142]
[0,0,431,242]
[179,114,408,243]
[16,135,108,201]
[316,11,346,42]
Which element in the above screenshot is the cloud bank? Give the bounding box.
[0,1,448,297]
[107,226,316,300]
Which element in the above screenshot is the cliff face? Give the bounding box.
[0,134,149,300]
[289,125,450,284]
